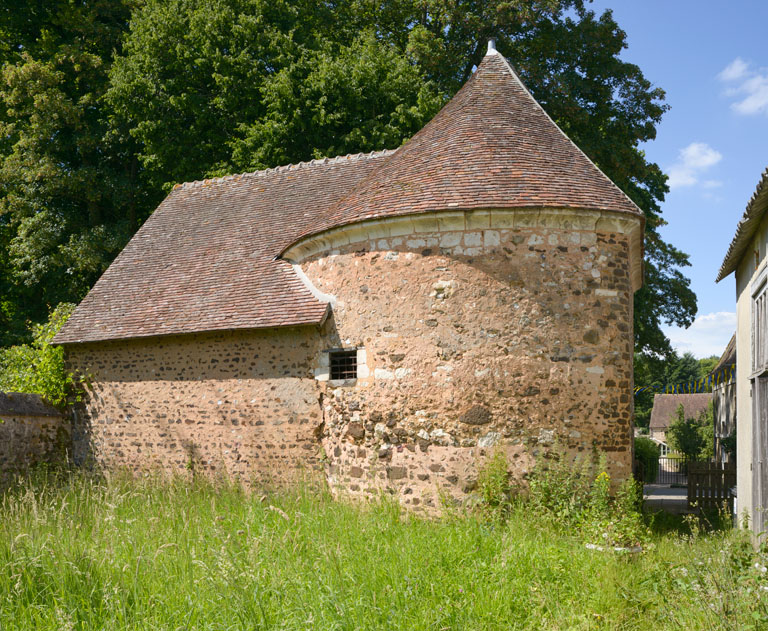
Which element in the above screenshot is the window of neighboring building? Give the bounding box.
[754,279,768,374]
[329,349,358,380]
[751,275,768,535]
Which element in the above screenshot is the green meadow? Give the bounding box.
[0,472,766,631]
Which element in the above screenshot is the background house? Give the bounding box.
[712,334,737,464]
[649,393,712,445]
[717,166,768,533]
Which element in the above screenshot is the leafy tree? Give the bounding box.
[1,0,696,363]
[105,0,340,190]
[665,352,700,387]
[698,355,719,379]
[227,33,444,172]
[697,401,715,461]
[0,303,76,406]
[0,1,144,338]
[667,403,713,461]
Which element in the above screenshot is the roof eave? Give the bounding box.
[53,315,330,346]
[717,167,768,282]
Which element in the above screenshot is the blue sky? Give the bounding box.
[587,0,768,357]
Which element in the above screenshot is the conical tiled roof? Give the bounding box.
[290,48,641,245]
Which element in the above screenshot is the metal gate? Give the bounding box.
[656,456,689,485]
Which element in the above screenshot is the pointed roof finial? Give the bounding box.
[487,38,497,55]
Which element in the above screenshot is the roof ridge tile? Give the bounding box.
[172,149,397,191]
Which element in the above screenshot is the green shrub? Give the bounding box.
[528,450,593,524]
[529,449,650,548]
[476,448,513,516]
[0,303,76,407]
[635,436,661,483]
[580,475,648,548]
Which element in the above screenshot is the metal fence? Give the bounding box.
[656,456,689,485]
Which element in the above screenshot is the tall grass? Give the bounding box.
[0,471,767,630]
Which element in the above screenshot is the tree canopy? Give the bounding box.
[667,402,714,461]
[0,0,696,359]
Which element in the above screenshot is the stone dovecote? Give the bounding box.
[58,47,644,511]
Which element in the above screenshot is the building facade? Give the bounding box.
[712,335,736,464]
[718,168,768,532]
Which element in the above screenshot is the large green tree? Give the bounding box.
[107,0,695,357]
[0,1,144,342]
[0,0,696,360]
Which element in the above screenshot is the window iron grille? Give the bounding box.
[330,349,357,380]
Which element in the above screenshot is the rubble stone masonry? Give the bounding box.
[66,328,325,482]
[297,209,639,510]
[0,393,68,476]
[66,208,640,512]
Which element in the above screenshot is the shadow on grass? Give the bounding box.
[645,506,734,537]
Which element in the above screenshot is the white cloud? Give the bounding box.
[662,311,736,358]
[718,57,749,82]
[718,57,768,116]
[667,142,723,190]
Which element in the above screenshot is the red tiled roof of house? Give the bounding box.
[54,151,392,344]
[56,47,642,344]
[287,49,641,247]
[649,393,712,431]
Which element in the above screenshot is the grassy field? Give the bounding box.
[0,472,767,630]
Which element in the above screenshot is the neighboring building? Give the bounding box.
[649,393,712,444]
[712,334,736,464]
[54,44,645,510]
[718,167,768,532]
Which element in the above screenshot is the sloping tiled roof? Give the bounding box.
[56,47,643,345]
[54,152,392,344]
[717,167,768,282]
[712,333,736,374]
[649,393,712,431]
[288,49,642,246]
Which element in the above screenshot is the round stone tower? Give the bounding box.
[282,45,644,509]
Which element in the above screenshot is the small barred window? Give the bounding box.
[329,349,357,380]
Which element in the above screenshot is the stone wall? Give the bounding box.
[65,328,325,483]
[65,208,640,512]
[0,392,68,476]
[298,210,637,510]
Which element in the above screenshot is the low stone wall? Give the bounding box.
[0,393,69,475]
